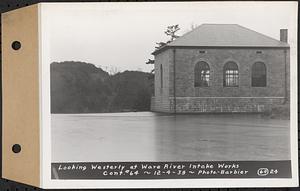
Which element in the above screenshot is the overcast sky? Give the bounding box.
[44,2,297,73]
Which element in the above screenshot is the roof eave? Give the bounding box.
[152,45,290,55]
[152,45,170,56]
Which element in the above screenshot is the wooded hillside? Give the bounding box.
[51,61,154,113]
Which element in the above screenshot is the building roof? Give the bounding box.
[153,24,289,55]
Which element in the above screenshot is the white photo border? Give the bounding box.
[39,2,298,189]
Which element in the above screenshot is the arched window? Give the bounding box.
[252,62,266,87]
[223,61,239,87]
[160,64,163,88]
[194,61,210,87]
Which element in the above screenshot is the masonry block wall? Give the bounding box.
[151,47,289,113]
[174,48,287,97]
[151,49,172,112]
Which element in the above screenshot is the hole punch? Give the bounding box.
[11,41,21,50]
[12,144,21,153]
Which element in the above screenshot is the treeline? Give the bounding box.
[50,61,154,113]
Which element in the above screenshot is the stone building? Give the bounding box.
[150,24,289,113]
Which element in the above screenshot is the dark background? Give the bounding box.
[0,0,298,191]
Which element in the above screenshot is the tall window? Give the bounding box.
[194,61,210,87]
[252,62,266,87]
[160,64,163,88]
[223,61,239,87]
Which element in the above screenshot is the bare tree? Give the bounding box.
[164,24,180,41]
[155,42,167,49]
[109,66,120,75]
[146,59,154,65]
[146,25,180,66]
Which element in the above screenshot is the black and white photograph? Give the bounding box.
[38,1,298,188]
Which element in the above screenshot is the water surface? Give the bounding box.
[52,112,290,162]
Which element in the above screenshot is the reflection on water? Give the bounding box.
[51,112,290,162]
